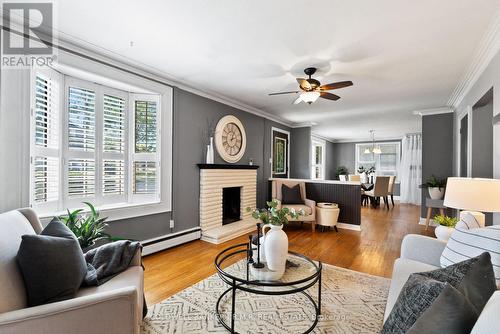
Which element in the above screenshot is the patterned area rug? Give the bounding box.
[142,263,390,333]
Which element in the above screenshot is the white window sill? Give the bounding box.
[37,201,171,224]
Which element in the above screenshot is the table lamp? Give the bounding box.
[443,177,500,227]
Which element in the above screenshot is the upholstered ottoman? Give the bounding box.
[315,203,339,232]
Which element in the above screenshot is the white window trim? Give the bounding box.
[355,141,401,178]
[30,62,173,223]
[311,137,326,180]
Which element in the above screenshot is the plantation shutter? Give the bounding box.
[101,89,127,203]
[65,79,97,204]
[131,94,160,203]
[31,69,61,213]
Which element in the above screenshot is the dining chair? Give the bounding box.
[348,174,360,181]
[387,176,396,207]
[364,176,391,209]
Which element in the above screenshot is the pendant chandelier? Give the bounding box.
[364,130,382,154]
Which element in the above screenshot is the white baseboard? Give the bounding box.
[141,228,201,256]
[337,223,362,231]
[418,217,437,227]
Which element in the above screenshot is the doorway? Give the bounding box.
[460,114,468,177]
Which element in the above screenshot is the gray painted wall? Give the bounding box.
[107,88,292,241]
[289,127,312,179]
[325,141,336,180]
[453,48,500,225]
[471,101,493,178]
[330,140,402,195]
[421,113,454,218]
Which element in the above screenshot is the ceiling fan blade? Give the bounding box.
[292,95,303,104]
[296,78,311,90]
[268,91,299,96]
[319,80,353,91]
[320,92,341,101]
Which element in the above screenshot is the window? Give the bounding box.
[311,137,326,180]
[30,68,164,217]
[355,142,401,178]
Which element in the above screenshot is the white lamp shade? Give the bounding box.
[300,91,320,104]
[443,177,500,212]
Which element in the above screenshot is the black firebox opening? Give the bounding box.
[222,187,241,225]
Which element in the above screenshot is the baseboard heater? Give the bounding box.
[141,227,201,256]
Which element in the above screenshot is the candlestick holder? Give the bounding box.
[252,222,265,269]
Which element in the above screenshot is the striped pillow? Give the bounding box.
[440,225,500,287]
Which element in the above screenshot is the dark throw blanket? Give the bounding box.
[83,240,147,317]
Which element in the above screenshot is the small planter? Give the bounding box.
[428,187,445,200]
[435,225,454,241]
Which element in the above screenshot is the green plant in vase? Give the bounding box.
[421,175,447,199]
[247,199,304,226]
[58,202,111,249]
[246,200,305,275]
[433,214,458,242]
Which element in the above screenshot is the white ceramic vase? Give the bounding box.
[435,225,454,241]
[428,187,445,200]
[206,137,214,164]
[263,224,288,272]
[360,173,368,183]
[209,137,214,163]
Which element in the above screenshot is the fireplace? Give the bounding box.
[198,164,259,244]
[222,187,241,225]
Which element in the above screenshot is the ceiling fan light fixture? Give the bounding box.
[300,91,320,104]
[372,147,382,154]
[364,148,371,154]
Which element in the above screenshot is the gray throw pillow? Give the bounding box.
[381,252,496,334]
[407,284,479,334]
[281,184,304,204]
[17,218,87,306]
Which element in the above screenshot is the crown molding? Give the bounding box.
[5,22,295,128]
[447,10,500,108]
[311,132,335,143]
[413,107,454,116]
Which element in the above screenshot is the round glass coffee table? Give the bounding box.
[214,243,322,333]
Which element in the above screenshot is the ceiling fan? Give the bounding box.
[269,67,353,105]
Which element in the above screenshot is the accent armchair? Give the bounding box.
[271,180,316,231]
[0,208,144,334]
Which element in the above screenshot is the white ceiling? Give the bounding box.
[51,0,500,141]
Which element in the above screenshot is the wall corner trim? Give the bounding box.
[447,9,500,108]
[413,107,454,116]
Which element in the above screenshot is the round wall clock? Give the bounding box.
[214,115,247,163]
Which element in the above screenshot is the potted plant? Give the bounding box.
[247,200,304,274]
[433,215,458,241]
[422,175,447,200]
[336,166,348,180]
[58,202,111,250]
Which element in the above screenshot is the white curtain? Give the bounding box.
[400,134,422,205]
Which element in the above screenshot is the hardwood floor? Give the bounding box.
[143,202,434,305]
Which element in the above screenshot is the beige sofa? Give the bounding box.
[0,208,144,334]
[271,180,316,230]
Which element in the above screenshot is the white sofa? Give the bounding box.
[385,234,500,333]
[0,208,144,334]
